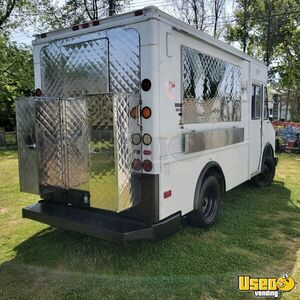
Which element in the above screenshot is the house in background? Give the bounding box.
[268,88,291,121]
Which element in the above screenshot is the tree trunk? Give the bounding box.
[108,0,116,16]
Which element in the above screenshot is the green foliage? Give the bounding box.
[36,0,132,30]
[0,34,33,129]
[227,0,300,120]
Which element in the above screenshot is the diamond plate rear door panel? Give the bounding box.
[65,99,89,189]
[16,97,39,194]
[35,98,65,193]
[62,38,109,98]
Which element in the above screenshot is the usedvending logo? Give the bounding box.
[238,273,296,298]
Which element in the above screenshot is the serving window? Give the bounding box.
[182,46,242,124]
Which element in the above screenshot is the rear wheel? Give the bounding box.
[187,176,220,228]
[251,157,275,187]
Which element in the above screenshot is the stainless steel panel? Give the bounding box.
[113,93,141,211]
[17,94,140,211]
[182,47,242,124]
[35,98,65,192]
[108,29,140,94]
[62,38,109,97]
[185,127,244,154]
[85,94,116,210]
[40,27,140,98]
[16,97,39,194]
[85,93,141,211]
[64,99,89,189]
[35,98,88,193]
[41,44,63,97]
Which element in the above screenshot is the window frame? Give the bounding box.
[251,84,263,120]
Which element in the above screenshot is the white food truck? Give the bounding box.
[16,6,277,241]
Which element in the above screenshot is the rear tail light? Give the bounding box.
[131,133,141,145]
[141,106,152,119]
[163,190,172,199]
[143,160,152,172]
[142,133,152,145]
[141,78,151,91]
[35,88,42,97]
[132,159,142,171]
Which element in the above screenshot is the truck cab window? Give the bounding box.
[251,84,262,119]
[264,86,269,120]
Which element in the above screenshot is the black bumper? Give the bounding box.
[22,201,181,242]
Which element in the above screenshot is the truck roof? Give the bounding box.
[33,6,266,68]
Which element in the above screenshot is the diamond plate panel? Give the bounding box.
[16,97,39,194]
[41,44,63,97]
[182,47,242,123]
[108,29,140,94]
[40,28,140,98]
[65,99,89,189]
[62,39,109,98]
[35,99,65,193]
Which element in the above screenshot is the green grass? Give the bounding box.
[0,151,299,299]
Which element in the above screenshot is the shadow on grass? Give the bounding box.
[0,150,18,159]
[0,180,299,299]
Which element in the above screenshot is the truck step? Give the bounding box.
[22,201,181,242]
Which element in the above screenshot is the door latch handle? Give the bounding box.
[26,143,36,150]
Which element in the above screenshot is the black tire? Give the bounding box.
[187,176,220,228]
[251,157,275,187]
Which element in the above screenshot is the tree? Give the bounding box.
[227,0,300,121]
[36,0,131,30]
[0,34,34,129]
[226,0,252,52]
[211,0,225,38]
[0,0,17,29]
[227,0,298,65]
[172,0,226,37]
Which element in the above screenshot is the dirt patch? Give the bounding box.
[0,207,8,214]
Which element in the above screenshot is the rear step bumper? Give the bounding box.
[22,201,181,242]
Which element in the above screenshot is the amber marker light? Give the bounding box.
[141,106,152,119]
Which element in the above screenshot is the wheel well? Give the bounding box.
[263,143,274,160]
[197,162,226,194]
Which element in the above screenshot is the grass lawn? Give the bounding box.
[0,151,299,299]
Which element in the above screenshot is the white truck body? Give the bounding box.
[17,7,275,241]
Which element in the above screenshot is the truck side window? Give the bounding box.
[251,84,262,119]
[264,86,269,120]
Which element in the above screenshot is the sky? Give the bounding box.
[10,0,234,45]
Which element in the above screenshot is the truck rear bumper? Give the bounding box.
[22,201,181,242]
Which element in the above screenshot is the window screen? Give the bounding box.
[182,46,242,124]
